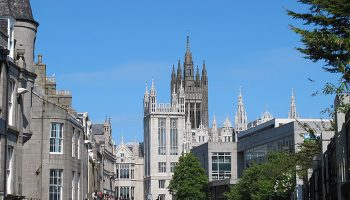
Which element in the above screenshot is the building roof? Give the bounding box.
[92,124,104,135]
[0,0,35,22]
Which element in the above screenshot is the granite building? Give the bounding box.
[21,55,89,200]
[115,138,144,200]
[170,35,208,129]
[92,119,117,198]
[0,0,37,199]
[143,80,186,200]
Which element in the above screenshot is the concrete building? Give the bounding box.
[170,35,208,129]
[93,119,117,199]
[192,142,238,200]
[237,118,333,199]
[0,1,37,199]
[143,80,186,200]
[115,138,144,200]
[21,55,89,200]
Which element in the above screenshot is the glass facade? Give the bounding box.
[244,136,294,167]
[212,152,231,180]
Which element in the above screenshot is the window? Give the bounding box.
[49,169,63,200]
[77,131,81,159]
[158,162,166,173]
[120,187,130,199]
[72,128,75,157]
[77,173,80,200]
[170,119,178,155]
[116,165,119,179]
[159,180,166,188]
[159,194,166,200]
[170,162,177,173]
[131,168,135,179]
[6,146,14,194]
[211,152,231,180]
[8,79,15,126]
[131,187,135,199]
[50,123,63,153]
[72,171,75,200]
[158,118,166,155]
[120,164,130,179]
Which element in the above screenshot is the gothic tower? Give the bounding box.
[288,89,299,119]
[235,87,248,132]
[170,35,209,129]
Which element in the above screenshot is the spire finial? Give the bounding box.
[186,33,190,53]
[151,79,154,89]
[239,86,242,97]
[121,134,124,144]
[145,82,148,93]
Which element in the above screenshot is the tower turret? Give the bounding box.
[288,89,299,119]
[195,66,200,83]
[149,79,157,113]
[143,82,149,110]
[171,64,176,94]
[171,85,178,108]
[202,60,207,82]
[178,80,185,113]
[211,114,219,142]
[235,87,248,132]
[184,35,194,79]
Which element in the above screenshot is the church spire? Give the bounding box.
[186,33,190,53]
[235,87,248,132]
[184,34,194,78]
[288,88,299,119]
[196,66,200,81]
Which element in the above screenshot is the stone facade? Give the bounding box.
[0,1,37,199]
[21,55,90,200]
[143,80,185,200]
[93,119,117,198]
[170,35,208,129]
[114,139,144,200]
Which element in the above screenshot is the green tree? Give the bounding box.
[225,153,296,200]
[287,0,350,104]
[168,153,208,200]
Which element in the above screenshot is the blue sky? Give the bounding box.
[30,0,338,144]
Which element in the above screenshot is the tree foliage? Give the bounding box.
[287,0,350,82]
[168,153,208,200]
[225,153,296,200]
[288,0,350,116]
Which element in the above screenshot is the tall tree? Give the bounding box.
[287,0,350,102]
[168,153,208,200]
[225,153,296,200]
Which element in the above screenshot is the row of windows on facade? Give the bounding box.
[49,169,82,200]
[49,122,82,159]
[158,118,179,155]
[116,186,135,200]
[116,164,135,179]
[244,136,294,167]
[212,152,232,181]
[158,162,177,173]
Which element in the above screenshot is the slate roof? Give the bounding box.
[0,0,35,21]
[92,124,104,135]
